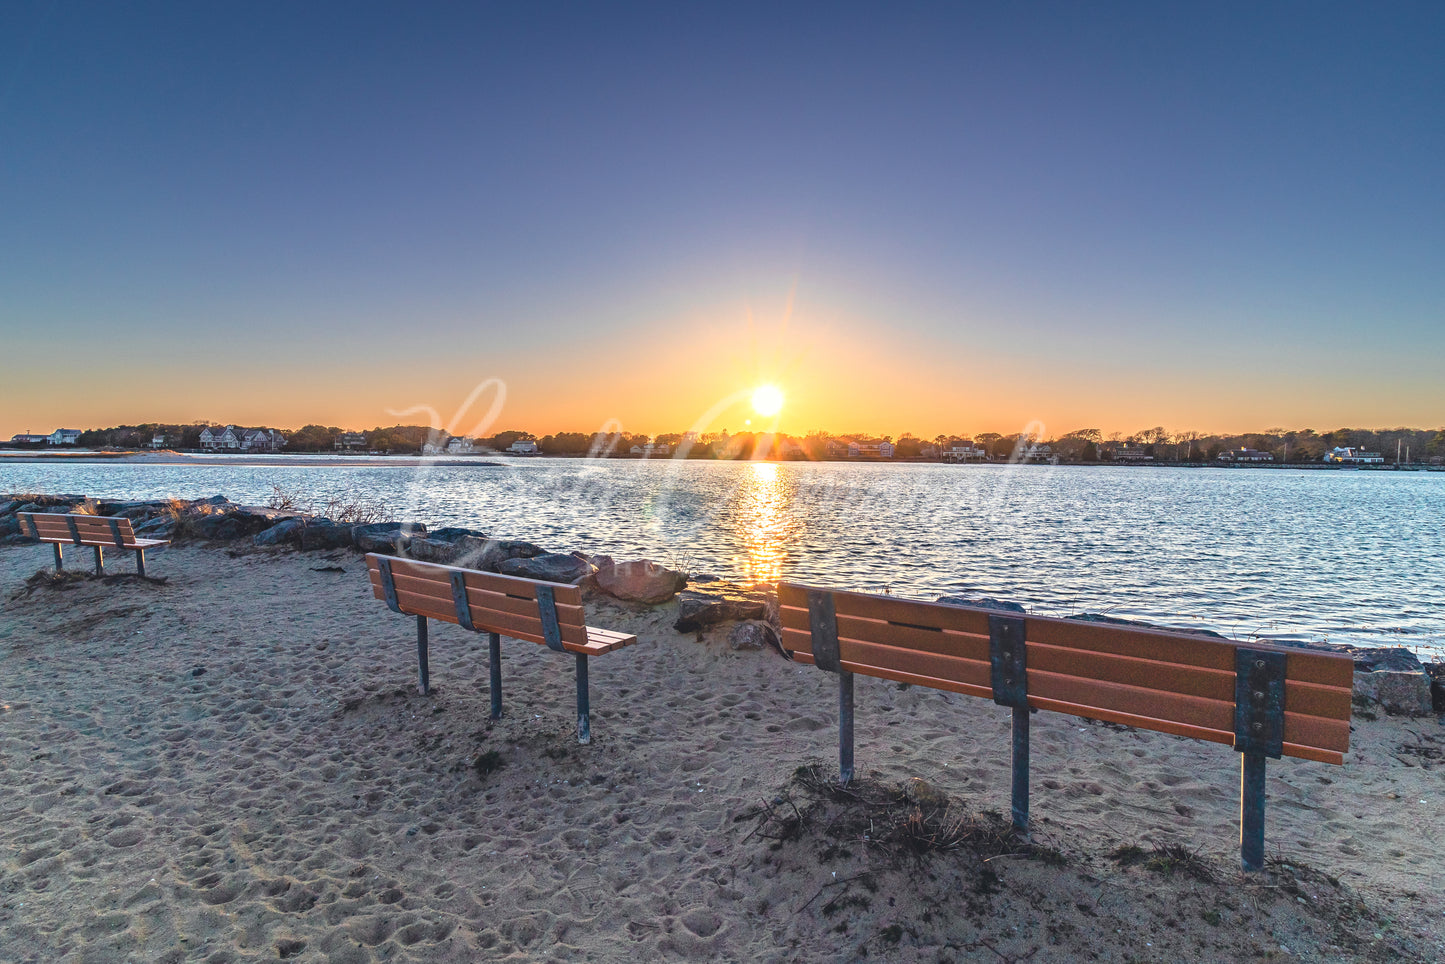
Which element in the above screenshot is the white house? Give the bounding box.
[200,426,242,450]
[242,428,285,452]
[47,429,81,445]
[446,436,477,455]
[848,441,895,458]
[10,433,49,445]
[1324,446,1384,464]
[151,434,168,449]
[945,441,986,461]
[200,426,284,452]
[509,439,539,455]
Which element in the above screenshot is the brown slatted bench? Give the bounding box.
[364,553,637,743]
[778,583,1354,871]
[18,512,169,577]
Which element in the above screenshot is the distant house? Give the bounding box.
[48,429,81,446]
[334,432,368,451]
[1323,446,1384,464]
[1114,446,1154,461]
[151,434,168,449]
[446,437,477,455]
[825,439,851,458]
[242,428,285,452]
[9,433,49,446]
[509,439,540,455]
[1219,448,1274,462]
[200,426,241,450]
[848,441,895,459]
[200,426,284,452]
[945,441,986,461]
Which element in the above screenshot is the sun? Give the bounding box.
[751,384,785,418]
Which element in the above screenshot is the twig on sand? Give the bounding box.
[797,872,873,913]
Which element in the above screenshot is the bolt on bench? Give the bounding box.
[364,553,637,743]
[778,583,1354,871]
[18,512,169,577]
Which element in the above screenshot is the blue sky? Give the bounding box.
[1,2,1440,438]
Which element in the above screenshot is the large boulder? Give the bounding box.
[674,583,775,633]
[936,595,1026,614]
[254,518,305,547]
[297,518,353,550]
[594,560,687,605]
[135,516,176,538]
[96,499,170,520]
[0,500,21,517]
[498,553,596,584]
[1353,670,1434,717]
[352,522,426,554]
[1065,612,1228,639]
[729,620,780,652]
[427,527,487,543]
[475,539,547,573]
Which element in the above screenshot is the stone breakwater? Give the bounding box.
[2,492,1440,716]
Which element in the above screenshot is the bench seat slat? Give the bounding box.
[368,581,632,656]
[791,649,996,701]
[379,554,583,606]
[368,569,589,635]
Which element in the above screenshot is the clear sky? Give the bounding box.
[1,1,1440,441]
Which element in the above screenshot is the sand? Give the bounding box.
[0,542,1440,962]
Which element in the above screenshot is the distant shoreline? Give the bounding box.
[0,449,1438,471]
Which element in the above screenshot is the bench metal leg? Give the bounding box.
[838,670,855,785]
[1240,751,1267,871]
[93,546,105,576]
[416,615,430,695]
[1011,706,1030,835]
[575,653,591,745]
[134,548,146,578]
[53,543,64,571]
[488,632,502,720]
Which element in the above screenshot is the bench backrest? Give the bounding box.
[18,512,140,548]
[365,553,589,649]
[777,583,1352,765]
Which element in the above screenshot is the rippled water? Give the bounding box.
[4,458,1442,657]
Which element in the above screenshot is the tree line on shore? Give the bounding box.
[20,422,1445,464]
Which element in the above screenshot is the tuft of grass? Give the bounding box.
[472,750,504,776]
[1109,843,1217,883]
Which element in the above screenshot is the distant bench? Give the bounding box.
[364,553,637,743]
[18,512,169,577]
[778,583,1354,871]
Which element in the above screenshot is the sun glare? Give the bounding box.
[751,384,785,417]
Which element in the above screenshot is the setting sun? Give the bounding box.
[751,384,785,417]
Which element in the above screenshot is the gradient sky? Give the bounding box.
[1,2,1441,441]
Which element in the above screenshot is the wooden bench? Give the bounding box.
[364,553,637,743]
[17,512,169,577]
[778,583,1354,871]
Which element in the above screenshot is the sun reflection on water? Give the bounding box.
[736,460,794,583]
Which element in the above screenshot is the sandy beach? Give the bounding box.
[1,541,1440,962]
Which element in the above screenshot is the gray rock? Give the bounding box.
[0,515,20,538]
[595,560,688,605]
[254,519,305,546]
[135,517,175,538]
[408,537,463,564]
[0,500,20,517]
[728,620,779,652]
[1065,612,1227,639]
[352,522,427,554]
[475,539,547,573]
[1353,670,1434,717]
[297,519,353,550]
[498,553,596,584]
[96,499,170,520]
[446,536,496,569]
[1334,646,1423,674]
[675,584,774,633]
[427,526,487,543]
[188,513,249,541]
[936,595,1026,614]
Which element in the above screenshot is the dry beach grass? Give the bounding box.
[0,543,1441,962]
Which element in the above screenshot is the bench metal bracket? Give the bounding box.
[450,571,474,631]
[536,585,564,652]
[376,558,402,613]
[65,515,82,545]
[18,514,36,538]
[107,517,125,548]
[989,614,1028,708]
[1233,649,1286,758]
[806,590,841,673]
